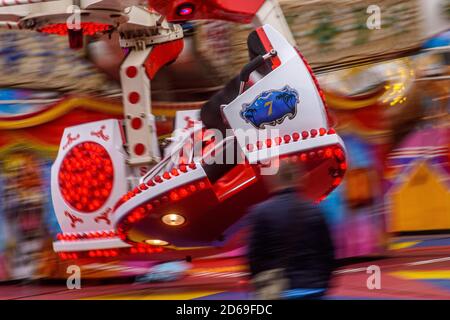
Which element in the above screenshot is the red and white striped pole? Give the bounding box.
[120,47,161,182]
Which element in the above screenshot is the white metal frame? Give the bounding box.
[50,119,129,233]
[0,1,301,253]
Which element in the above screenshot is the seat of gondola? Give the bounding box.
[112,24,347,249]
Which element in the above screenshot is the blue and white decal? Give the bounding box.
[240,85,299,129]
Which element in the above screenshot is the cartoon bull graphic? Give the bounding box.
[240,85,299,129]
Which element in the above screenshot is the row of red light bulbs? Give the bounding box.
[39,23,111,36]
[246,127,336,152]
[58,246,165,260]
[114,162,198,211]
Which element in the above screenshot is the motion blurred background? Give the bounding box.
[0,0,448,284]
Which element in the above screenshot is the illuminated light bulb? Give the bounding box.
[58,141,113,213]
[283,135,291,143]
[317,150,324,158]
[179,188,188,198]
[169,192,179,201]
[39,23,111,36]
[177,3,194,16]
[198,181,206,189]
[139,183,148,191]
[162,213,186,226]
[145,239,169,246]
[333,177,342,186]
[324,148,333,158]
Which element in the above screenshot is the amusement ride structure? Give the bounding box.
[0,0,347,261]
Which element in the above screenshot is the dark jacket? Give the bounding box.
[247,188,336,290]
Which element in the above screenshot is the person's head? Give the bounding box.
[262,159,307,194]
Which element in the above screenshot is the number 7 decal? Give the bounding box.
[264,100,273,116]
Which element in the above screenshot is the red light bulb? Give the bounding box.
[58,142,114,213]
[177,4,194,16]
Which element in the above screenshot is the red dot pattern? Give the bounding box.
[128,92,140,104]
[126,66,138,78]
[58,142,114,213]
[134,143,145,156]
[131,117,142,130]
[39,23,111,36]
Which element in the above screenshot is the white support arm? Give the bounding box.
[120,47,161,173]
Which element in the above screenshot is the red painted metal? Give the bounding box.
[148,0,265,23]
[144,39,184,80]
[256,27,282,69]
[38,22,111,36]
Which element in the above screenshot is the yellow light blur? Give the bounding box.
[145,239,169,246]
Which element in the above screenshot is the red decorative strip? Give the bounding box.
[113,163,199,212]
[39,23,111,36]
[58,244,165,260]
[245,127,335,153]
[256,27,281,69]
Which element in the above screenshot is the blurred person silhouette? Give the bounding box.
[247,160,336,300]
